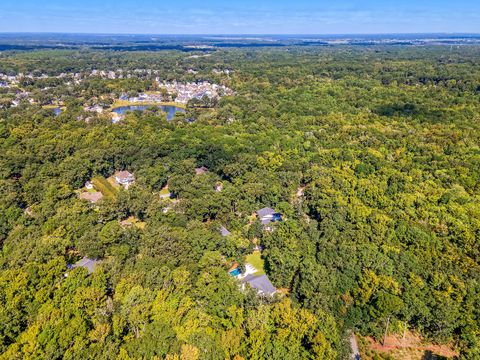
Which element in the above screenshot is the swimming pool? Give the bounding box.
[229,268,241,277]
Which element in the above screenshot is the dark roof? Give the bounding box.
[71,257,98,274]
[241,274,277,295]
[220,226,231,237]
[257,207,276,218]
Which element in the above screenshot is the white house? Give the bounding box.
[114,171,135,189]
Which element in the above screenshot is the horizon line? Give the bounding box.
[1,31,480,37]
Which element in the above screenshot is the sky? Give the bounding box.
[0,0,479,35]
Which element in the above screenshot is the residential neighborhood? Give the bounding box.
[0,68,233,111]
[2,27,477,360]
[157,80,233,104]
[78,171,135,204]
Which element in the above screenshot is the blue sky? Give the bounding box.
[0,0,479,34]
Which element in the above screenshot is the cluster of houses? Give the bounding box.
[220,206,284,297]
[73,165,283,298]
[79,170,136,204]
[1,65,235,111]
[156,80,233,104]
[0,69,164,85]
[0,91,36,108]
[118,92,164,103]
[83,104,105,114]
[0,73,20,86]
[212,68,232,75]
[1,66,234,88]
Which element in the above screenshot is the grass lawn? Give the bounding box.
[92,176,120,199]
[245,251,265,276]
[107,176,122,189]
[42,105,66,110]
[159,187,170,196]
[121,216,146,230]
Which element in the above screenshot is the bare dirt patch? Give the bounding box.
[360,331,458,360]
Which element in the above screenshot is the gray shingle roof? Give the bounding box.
[71,257,98,274]
[220,226,231,237]
[241,274,277,296]
[257,207,276,218]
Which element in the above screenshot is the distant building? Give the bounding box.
[241,274,277,296]
[220,226,231,237]
[111,112,124,124]
[256,207,283,231]
[69,257,99,275]
[84,105,104,114]
[257,207,282,224]
[296,187,305,197]
[215,182,223,192]
[85,181,94,190]
[195,166,209,175]
[114,171,135,189]
[24,207,34,217]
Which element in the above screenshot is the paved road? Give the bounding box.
[350,332,361,359]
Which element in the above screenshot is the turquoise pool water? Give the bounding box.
[229,268,241,277]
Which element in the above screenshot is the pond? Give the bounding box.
[111,105,185,121]
[53,107,62,116]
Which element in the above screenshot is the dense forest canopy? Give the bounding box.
[0,44,479,359]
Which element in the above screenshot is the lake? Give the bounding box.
[111,105,185,120]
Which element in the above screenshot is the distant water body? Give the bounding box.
[112,105,185,120]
